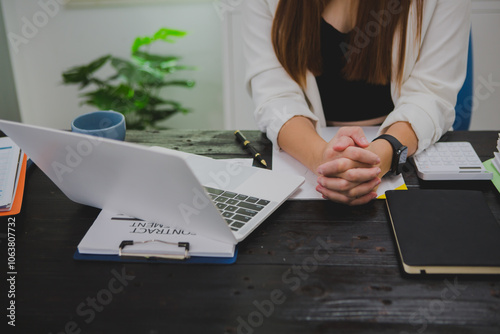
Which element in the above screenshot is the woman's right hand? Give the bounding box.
[315,127,382,205]
[277,119,382,205]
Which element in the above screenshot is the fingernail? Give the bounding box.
[376,168,381,175]
[317,168,323,175]
[318,177,325,186]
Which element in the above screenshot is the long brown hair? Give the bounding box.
[272,0,424,88]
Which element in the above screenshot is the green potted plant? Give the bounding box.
[62,28,195,130]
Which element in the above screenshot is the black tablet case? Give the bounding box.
[385,190,500,274]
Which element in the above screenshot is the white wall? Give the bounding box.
[1,0,224,130]
[0,2,20,122]
[470,0,500,130]
[222,5,257,130]
[3,0,499,132]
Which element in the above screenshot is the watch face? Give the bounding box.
[394,146,408,174]
[399,147,408,164]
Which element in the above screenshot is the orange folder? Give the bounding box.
[0,154,27,217]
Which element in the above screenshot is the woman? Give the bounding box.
[242,0,471,205]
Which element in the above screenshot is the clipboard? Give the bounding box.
[74,210,239,264]
[73,247,238,264]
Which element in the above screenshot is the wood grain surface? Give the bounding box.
[2,130,499,334]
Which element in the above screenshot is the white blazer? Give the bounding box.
[242,0,471,154]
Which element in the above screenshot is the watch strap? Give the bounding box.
[373,134,403,150]
[373,134,406,175]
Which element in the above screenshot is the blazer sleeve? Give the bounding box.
[380,0,472,154]
[242,0,319,150]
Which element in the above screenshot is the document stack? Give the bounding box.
[0,137,26,215]
[483,133,500,193]
[492,133,500,173]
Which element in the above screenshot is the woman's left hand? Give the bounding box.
[315,127,383,205]
[316,156,382,205]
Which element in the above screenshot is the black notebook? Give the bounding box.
[385,189,500,274]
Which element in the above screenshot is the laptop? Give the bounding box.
[0,120,304,246]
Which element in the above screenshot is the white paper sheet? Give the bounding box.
[272,127,405,200]
[0,138,22,210]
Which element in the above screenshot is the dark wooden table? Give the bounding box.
[2,130,500,334]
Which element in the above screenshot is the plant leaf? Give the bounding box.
[155,80,195,88]
[110,57,163,86]
[131,28,187,53]
[62,55,111,84]
[80,85,136,114]
[162,65,197,74]
[62,55,112,88]
[132,51,180,70]
[86,55,113,73]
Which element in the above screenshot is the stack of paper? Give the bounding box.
[492,134,500,173]
[483,133,500,193]
[0,137,25,214]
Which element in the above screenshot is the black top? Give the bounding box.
[316,18,394,122]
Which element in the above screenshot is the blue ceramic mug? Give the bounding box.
[71,110,126,141]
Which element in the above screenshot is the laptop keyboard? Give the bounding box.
[204,187,271,232]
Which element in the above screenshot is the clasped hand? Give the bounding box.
[315,127,382,206]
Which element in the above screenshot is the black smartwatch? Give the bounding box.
[373,134,408,175]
